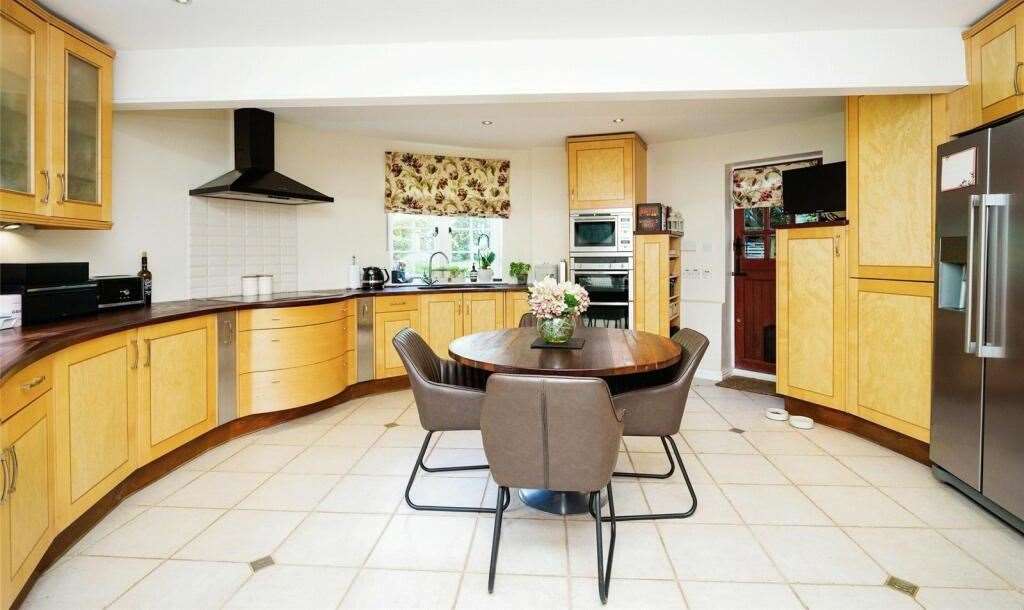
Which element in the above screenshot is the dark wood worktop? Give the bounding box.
[0,284,527,383]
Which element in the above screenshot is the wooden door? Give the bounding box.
[374,309,420,379]
[462,292,505,335]
[53,331,135,527]
[635,234,670,336]
[848,279,933,442]
[733,207,781,373]
[504,291,531,328]
[421,293,463,358]
[568,138,633,209]
[776,227,846,410]
[49,25,112,226]
[137,316,217,465]
[0,391,53,610]
[0,0,50,219]
[972,5,1024,125]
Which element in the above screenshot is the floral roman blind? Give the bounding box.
[730,157,822,209]
[384,152,511,218]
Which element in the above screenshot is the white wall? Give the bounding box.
[647,112,846,379]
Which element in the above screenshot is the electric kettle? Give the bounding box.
[361,266,390,290]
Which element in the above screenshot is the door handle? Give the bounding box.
[965,196,979,354]
[143,339,152,367]
[833,236,840,258]
[19,375,45,391]
[56,172,66,204]
[0,449,8,505]
[130,340,139,369]
[40,170,50,204]
[7,447,16,494]
[977,194,1009,358]
[1015,62,1024,96]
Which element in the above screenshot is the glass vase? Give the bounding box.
[538,315,575,344]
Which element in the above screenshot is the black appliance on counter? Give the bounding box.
[93,275,145,309]
[361,267,389,290]
[1,262,97,325]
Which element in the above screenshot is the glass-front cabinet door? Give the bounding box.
[0,1,48,216]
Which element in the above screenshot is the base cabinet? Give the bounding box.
[462,292,505,335]
[504,290,530,328]
[374,309,421,378]
[420,293,463,358]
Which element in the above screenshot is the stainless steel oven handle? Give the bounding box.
[586,302,631,306]
[965,195,979,354]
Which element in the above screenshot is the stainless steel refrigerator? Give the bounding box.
[932,115,1024,532]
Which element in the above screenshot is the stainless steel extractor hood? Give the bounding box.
[189,108,334,205]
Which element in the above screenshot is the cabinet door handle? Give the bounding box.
[0,450,8,505]
[56,172,66,204]
[20,375,45,391]
[7,447,16,494]
[40,169,50,204]
[1015,62,1024,96]
[270,339,280,343]
[833,236,840,258]
[143,339,152,367]
[130,340,139,369]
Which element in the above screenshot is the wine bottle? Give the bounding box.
[469,264,478,283]
[138,251,153,306]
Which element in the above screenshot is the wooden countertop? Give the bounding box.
[0,284,527,383]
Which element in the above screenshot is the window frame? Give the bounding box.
[387,212,503,282]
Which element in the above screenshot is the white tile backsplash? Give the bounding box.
[189,199,298,298]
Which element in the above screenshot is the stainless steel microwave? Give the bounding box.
[569,208,633,253]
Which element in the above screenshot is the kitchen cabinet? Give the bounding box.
[847,278,933,442]
[238,320,346,373]
[0,391,53,610]
[0,0,114,230]
[421,293,463,358]
[776,226,847,411]
[845,95,947,282]
[969,1,1024,126]
[52,331,135,528]
[462,291,505,336]
[634,233,681,337]
[136,316,217,464]
[239,356,346,415]
[374,308,421,379]
[567,133,647,210]
[504,290,531,328]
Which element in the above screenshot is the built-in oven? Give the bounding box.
[570,208,633,253]
[571,255,633,329]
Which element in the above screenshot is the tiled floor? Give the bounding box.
[25,382,1024,609]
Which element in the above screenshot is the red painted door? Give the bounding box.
[732,207,781,374]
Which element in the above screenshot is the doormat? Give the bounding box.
[716,376,779,397]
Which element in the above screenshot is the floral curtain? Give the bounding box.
[384,151,511,218]
[730,157,822,209]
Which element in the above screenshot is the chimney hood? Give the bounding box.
[189,108,334,205]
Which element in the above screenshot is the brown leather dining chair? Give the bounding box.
[392,327,508,514]
[481,374,624,604]
[608,328,709,522]
[518,312,585,328]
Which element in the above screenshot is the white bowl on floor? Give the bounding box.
[789,415,814,430]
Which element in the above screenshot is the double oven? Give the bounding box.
[569,208,634,329]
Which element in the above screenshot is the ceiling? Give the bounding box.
[270,97,844,149]
[50,0,999,50]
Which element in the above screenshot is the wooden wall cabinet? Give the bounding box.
[0,0,114,230]
[634,233,681,336]
[847,279,933,442]
[776,226,847,411]
[566,133,647,210]
[969,2,1024,126]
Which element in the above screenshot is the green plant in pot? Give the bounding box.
[478,251,496,283]
[509,261,531,284]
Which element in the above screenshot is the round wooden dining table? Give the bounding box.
[449,326,682,514]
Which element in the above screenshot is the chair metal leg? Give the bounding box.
[592,483,617,604]
[405,431,508,514]
[488,486,508,594]
[418,430,490,473]
[602,436,697,522]
[613,436,675,479]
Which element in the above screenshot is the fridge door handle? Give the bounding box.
[965,195,980,354]
[978,193,1010,358]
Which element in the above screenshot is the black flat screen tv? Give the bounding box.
[782,161,846,215]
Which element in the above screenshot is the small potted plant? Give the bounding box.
[479,251,496,283]
[509,261,531,284]
[527,277,590,343]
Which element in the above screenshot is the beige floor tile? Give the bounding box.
[374,425,431,448]
[721,484,831,525]
[214,444,304,473]
[567,521,674,580]
[792,584,922,610]
[642,483,741,524]
[467,517,567,575]
[845,527,1005,588]
[68,504,148,556]
[224,565,357,610]
[23,556,159,609]
[160,471,270,509]
[109,560,251,610]
[361,389,415,410]
[343,406,405,425]
[916,587,1024,610]
[680,410,733,431]
[720,413,794,432]
[881,486,1006,529]
[571,577,686,609]
[316,424,387,448]
[421,448,491,477]
[435,430,484,449]
[683,430,757,454]
[255,422,333,446]
[275,512,390,567]
[180,436,255,471]
[699,454,788,485]
[237,473,340,511]
[658,523,782,582]
[836,456,939,488]
[681,582,802,610]
[742,431,825,455]
[318,474,407,513]
[941,527,1024,589]
[351,447,422,476]
[800,486,925,527]
[340,568,461,609]
[281,445,367,475]
[299,402,362,425]
[396,406,422,426]
[455,573,569,609]
[800,427,895,457]
[84,506,223,558]
[767,455,868,486]
[399,475,487,513]
[631,451,712,484]
[174,509,304,562]
[121,468,201,506]
[367,514,477,571]
[752,525,886,585]
[622,436,674,453]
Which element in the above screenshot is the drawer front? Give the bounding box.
[374,294,420,313]
[238,355,346,415]
[238,302,345,331]
[1,356,53,422]
[238,320,346,373]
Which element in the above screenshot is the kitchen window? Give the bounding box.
[388,213,503,282]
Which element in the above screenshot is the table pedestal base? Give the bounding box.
[518,489,606,515]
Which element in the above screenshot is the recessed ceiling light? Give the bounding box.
[481,120,493,126]
[612,118,625,124]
